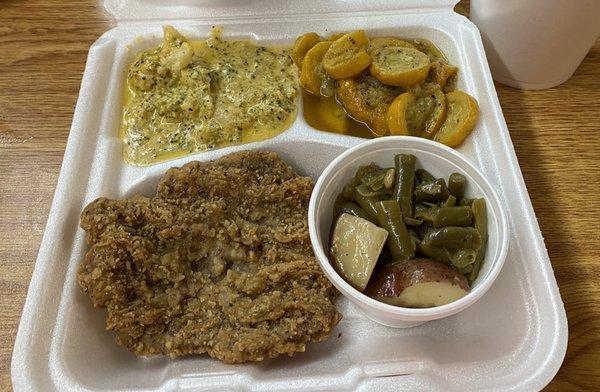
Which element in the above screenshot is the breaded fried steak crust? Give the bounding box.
[78,151,341,363]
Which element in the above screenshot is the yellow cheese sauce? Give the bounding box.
[121,26,298,166]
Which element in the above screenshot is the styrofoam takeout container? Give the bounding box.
[309,136,509,328]
[12,0,567,391]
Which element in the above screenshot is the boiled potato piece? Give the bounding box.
[388,85,447,137]
[367,37,416,54]
[292,32,322,67]
[323,30,372,79]
[331,213,389,291]
[336,74,402,136]
[300,41,335,97]
[434,91,479,147]
[366,258,470,308]
[316,97,350,133]
[370,46,430,87]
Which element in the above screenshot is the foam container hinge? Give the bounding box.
[11,0,567,390]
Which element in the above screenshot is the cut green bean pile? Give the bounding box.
[333,154,488,283]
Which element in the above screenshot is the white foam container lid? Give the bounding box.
[12,0,567,390]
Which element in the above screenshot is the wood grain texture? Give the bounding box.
[0,1,598,390]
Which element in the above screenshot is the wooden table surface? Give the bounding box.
[0,1,598,390]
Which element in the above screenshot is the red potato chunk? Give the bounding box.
[366,258,469,308]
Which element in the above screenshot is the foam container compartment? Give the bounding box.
[12,0,567,390]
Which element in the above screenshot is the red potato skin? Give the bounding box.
[366,258,469,299]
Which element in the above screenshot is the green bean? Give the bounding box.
[469,198,488,282]
[361,169,383,190]
[443,195,457,207]
[415,168,436,183]
[361,168,384,185]
[448,173,467,199]
[451,248,478,269]
[357,163,381,177]
[458,197,474,207]
[369,180,384,191]
[414,178,450,202]
[383,168,396,189]
[404,217,423,226]
[459,264,474,274]
[361,168,396,191]
[422,226,481,249]
[408,228,421,247]
[418,244,473,268]
[433,206,474,228]
[414,221,430,239]
[471,198,488,243]
[349,163,381,188]
[374,200,415,262]
[418,242,452,264]
[418,242,477,269]
[353,188,380,223]
[356,184,391,198]
[414,204,438,223]
[393,154,416,218]
[334,198,369,221]
[341,184,356,200]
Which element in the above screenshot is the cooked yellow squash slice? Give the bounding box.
[411,38,458,90]
[323,30,372,79]
[316,97,350,134]
[387,92,415,136]
[328,32,346,41]
[369,46,431,87]
[336,78,372,125]
[429,60,458,89]
[434,91,479,147]
[292,32,322,68]
[336,73,402,136]
[387,84,446,139]
[388,84,447,137]
[367,37,416,54]
[416,84,447,138]
[413,39,446,61]
[300,41,334,97]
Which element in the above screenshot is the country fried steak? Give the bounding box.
[77,151,341,363]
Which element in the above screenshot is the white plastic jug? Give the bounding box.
[470,0,600,89]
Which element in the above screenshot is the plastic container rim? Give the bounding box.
[308,136,509,320]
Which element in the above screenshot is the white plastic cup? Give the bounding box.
[470,0,600,90]
[308,137,509,328]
